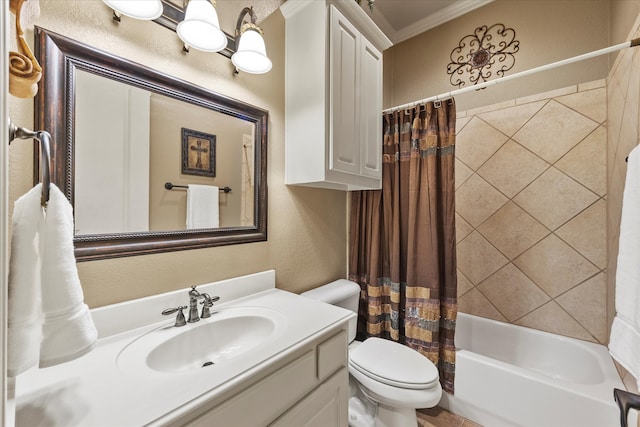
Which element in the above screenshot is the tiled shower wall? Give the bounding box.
[455,80,607,344]
[607,19,640,390]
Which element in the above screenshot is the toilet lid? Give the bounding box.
[349,337,439,390]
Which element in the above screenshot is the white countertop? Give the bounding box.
[14,271,353,426]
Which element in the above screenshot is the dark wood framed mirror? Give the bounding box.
[34,27,268,261]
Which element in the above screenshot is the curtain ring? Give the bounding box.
[434,100,442,108]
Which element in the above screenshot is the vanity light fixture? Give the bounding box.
[231,7,272,74]
[177,0,227,53]
[102,0,163,21]
[102,0,272,74]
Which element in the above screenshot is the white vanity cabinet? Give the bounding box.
[181,329,349,427]
[281,1,392,191]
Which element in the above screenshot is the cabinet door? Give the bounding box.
[270,368,349,427]
[359,37,383,180]
[329,6,360,176]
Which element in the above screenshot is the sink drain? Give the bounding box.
[202,361,215,367]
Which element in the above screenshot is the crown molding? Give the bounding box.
[384,0,495,44]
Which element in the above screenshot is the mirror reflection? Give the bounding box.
[74,70,255,235]
[35,27,268,261]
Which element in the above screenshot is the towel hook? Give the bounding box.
[8,118,51,206]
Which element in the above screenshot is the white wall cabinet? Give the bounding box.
[282,1,392,191]
[180,328,349,427]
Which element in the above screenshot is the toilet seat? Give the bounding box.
[349,362,442,409]
[349,338,439,390]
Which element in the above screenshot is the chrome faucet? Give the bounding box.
[162,286,220,326]
[200,293,219,318]
[188,286,204,323]
[162,306,187,327]
[188,286,221,323]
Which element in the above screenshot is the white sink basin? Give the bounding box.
[117,306,287,374]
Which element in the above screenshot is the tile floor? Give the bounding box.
[417,407,482,427]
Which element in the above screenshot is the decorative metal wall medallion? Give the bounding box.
[447,24,520,88]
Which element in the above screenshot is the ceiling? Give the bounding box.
[357,0,495,44]
[263,0,494,46]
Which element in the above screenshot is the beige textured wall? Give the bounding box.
[607,12,640,394]
[455,81,608,343]
[8,0,347,307]
[611,0,640,44]
[384,0,610,112]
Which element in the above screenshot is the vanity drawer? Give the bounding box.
[317,330,347,381]
[185,350,317,427]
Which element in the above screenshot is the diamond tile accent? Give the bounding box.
[455,160,473,190]
[556,87,607,123]
[617,75,640,163]
[610,48,633,105]
[455,117,508,170]
[555,125,607,196]
[456,116,472,132]
[556,273,607,343]
[478,101,545,137]
[607,80,626,155]
[456,174,508,227]
[556,199,606,269]
[458,289,507,322]
[455,213,473,244]
[477,202,549,259]
[478,264,550,322]
[513,234,599,297]
[457,231,509,284]
[515,301,594,342]
[457,270,474,297]
[477,141,549,198]
[455,80,607,341]
[513,100,598,163]
[513,167,599,230]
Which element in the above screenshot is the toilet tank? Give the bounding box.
[301,279,360,342]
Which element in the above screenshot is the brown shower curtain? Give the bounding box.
[348,100,457,393]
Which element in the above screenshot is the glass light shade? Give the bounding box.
[176,0,227,53]
[231,28,272,74]
[102,0,163,20]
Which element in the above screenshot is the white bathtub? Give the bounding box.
[439,313,626,427]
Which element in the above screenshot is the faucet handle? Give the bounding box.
[162,305,188,327]
[200,294,220,318]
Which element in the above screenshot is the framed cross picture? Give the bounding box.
[181,128,216,177]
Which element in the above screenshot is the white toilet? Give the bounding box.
[302,279,442,427]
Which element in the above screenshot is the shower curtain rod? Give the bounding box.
[382,37,640,114]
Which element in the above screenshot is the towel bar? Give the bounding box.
[8,118,51,206]
[164,182,232,193]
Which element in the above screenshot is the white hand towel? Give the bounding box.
[186,184,219,229]
[7,185,44,377]
[7,184,97,376]
[609,144,640,389]
[39,185,97,367]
